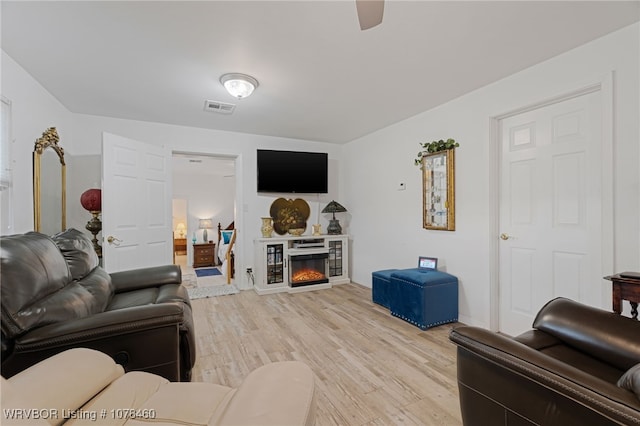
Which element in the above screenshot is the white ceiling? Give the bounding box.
[2,1,639,144]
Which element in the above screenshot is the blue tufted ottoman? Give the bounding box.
[372,269,397,308]
[389,268,458,330]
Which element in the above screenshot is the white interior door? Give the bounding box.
[102,132,172,273]
[498,90,602,336]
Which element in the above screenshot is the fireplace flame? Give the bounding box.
[292,268,326,282]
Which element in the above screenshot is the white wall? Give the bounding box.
[69,113,343,289]
[343,23,640,328]
[3,51,343,290]
[66,154,101,238]
[1,51,75,234]
[173,170,235,241]
[1,52,102,240]
[4,23,638,326]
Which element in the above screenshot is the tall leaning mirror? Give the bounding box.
[33,127,66,234]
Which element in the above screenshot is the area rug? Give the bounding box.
[182,272,239,300]
[195,267,222,277]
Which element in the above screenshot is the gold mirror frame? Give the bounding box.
[33,127,66,233]
[422,148,455,231]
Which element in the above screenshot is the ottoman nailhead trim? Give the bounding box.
[391,312,458,329]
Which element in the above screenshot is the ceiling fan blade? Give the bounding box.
[355,0,384,30]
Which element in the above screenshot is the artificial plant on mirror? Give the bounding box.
[414,138,459,166]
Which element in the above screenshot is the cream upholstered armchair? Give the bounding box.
[1,348,316,425]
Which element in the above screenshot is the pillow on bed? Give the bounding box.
[221,230,233,244]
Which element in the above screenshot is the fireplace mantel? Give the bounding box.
[253,235,349,295]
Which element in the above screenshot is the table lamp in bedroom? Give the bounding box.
[199,218,213,243]
[175,222,186,238]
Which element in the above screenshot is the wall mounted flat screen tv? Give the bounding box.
[257,149,328,193]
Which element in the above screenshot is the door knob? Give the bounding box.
[106,236,122,245]
[500,233,510,240]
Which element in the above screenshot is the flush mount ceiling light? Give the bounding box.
[220,73,259,99]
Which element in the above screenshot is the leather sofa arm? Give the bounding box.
[14,303,185,349]
[110,265,181,293]
[4,348,123,420]
[451,326,610,386]
[533,297,640,370]
[450,326,640,420]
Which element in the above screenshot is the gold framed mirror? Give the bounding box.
[33,127,66,234]
[422,148,455,231]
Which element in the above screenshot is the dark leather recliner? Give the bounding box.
[449,297,640,425]
[1,229,196,382]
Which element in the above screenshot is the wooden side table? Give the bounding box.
[193,243,215,268]
[604,273,640,320]
[173,238,187,255]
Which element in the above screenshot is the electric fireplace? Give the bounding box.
[289,249,329,287]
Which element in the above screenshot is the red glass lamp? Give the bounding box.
[80,188,102,257]
[80,188,101,212]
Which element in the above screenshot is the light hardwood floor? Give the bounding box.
[190,283,463,425]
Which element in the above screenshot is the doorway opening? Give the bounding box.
[171,153,237,285]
